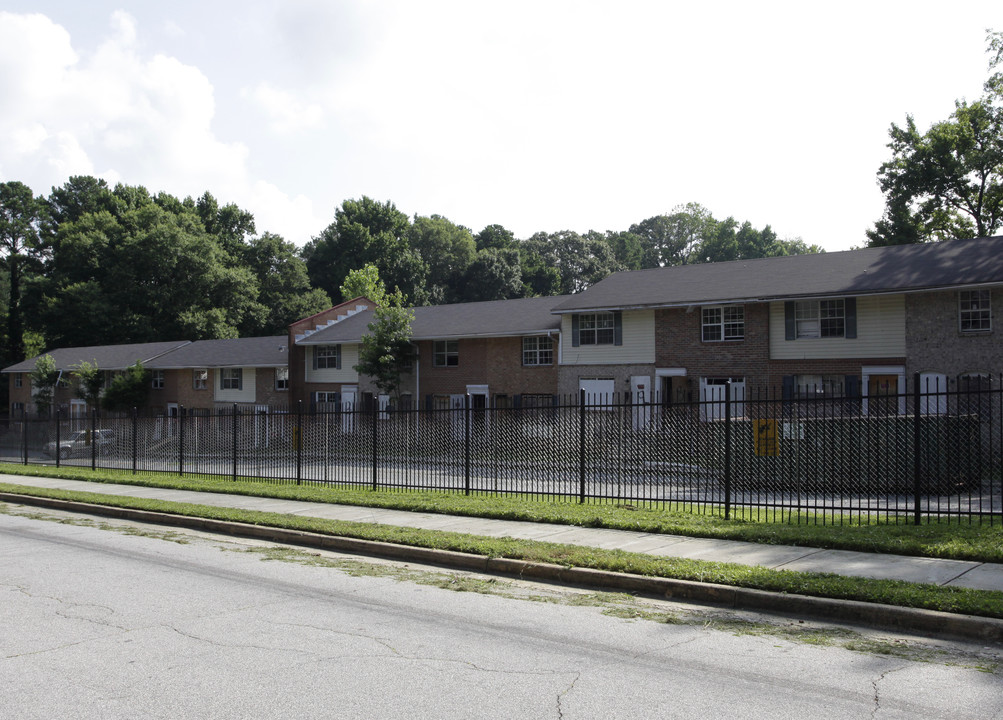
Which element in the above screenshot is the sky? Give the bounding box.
[0,1,1000,252]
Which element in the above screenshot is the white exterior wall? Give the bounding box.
[560,309,655,365]
[304,344,360,383]
[215,368,256,403]
[769,295,906,359]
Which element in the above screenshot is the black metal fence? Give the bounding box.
[2,373,1001,525]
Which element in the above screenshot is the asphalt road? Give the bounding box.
[2,506,1002,719]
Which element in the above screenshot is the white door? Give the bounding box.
[699,378,745,421]
[579,378,615,409]
[341,388,357,433]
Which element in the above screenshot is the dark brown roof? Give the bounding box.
[298,295,569,345]
[2,341,191,374]
[552,236,1003,312]
[145,337,288,368]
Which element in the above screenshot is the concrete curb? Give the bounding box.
[4,491,1002,644]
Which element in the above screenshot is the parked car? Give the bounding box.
[46,429,115,459]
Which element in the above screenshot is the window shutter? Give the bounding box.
[844,375,861,399]
[844,298,857,338]
[613,311,623,346]
[425,394,433,411]
[312,347,318,370]
[571,315,580,347]
[237,370,243,391]
[336,345,342,370]
[784,302,796,341]
[782,375,794,401]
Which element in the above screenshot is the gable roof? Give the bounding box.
[298,295,569,345]
[145,336,288,369]
[2,340,191,374]
[551,236,1003,313]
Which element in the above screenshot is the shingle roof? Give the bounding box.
[298,295,569,345]
[2,341,191,374]
[145,336,288,368]
[551,236,1003,312]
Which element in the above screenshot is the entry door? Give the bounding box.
[867,375,899,416]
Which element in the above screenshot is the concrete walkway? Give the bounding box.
[3,472,1003,593]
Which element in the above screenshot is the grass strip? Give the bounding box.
[3,480,1002,620]
[2,462,1002,563]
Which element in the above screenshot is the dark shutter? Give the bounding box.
[571,315,580,347]
[844,298,857,338]
[784,302,796,341]
[613,311,623,346]
[844,375,860,399]
[425,394,433,411]
[513,394,522,409]
[782,375,795,401]
[312,347,318,370]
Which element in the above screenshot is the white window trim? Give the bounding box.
[522,336,553,366]
[579,312,615,346]
[220,368,243,391]
[701,305,744,342]
[959,290,991,333]
[433,340,459,367]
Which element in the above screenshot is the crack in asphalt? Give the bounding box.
[556,671,582,719]
[870,665,909,719]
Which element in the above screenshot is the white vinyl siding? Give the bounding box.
[215,368,256,403]
[770,295,905,359]
[561,309,655,365]
[305,343,361,383]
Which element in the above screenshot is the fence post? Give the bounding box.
[131,407,138,474]
[178,406,185,477]
[296,400,303,486]
[579,388,586,504]
[232,404,238,482]
[52,408,60,467]
[464,394,471,496]
[913,372,922,526]
[372,396,379,492]
[724,380,732,520]
[91,409,97,471]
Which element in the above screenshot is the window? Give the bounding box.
[314,391,339,403]
[151,370,165,390]
[795,299,845,338]
[522,336,553,366]
[959,290,991,332]
[275,367,289,391]
[220,368,242,390]
[702,305,744,341]
[433,340,459,367]
[314,345,341,370]
[579,312,615,345]
[193,369,208,390]
[14,373,22,388]
[793,375,844,397]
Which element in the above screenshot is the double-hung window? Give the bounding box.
[959,290,991,332]
[795,299,845,338]
[221,368,242,390]
[433,340,459,367]
[314,345,340,370]
[275,367,289,391]
[193,369,208,390]
[151,370,165,390]
[579,312,615,345]
[522,336,553,366]
[702,306,744,341]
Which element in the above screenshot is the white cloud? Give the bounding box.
[0,9,320,242]
[244,82,325,134]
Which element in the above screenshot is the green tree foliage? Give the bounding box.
[352,269,415,403]
[868,31,1003,245]
[29,354,59,417]
[32,182,269,347]
[458,248,523,302]
[475,224,516,251]
[518,231,621,295]
[0,181,43,364]
[102,361,151,413]
[239,232,330,336]
[304,196,428,305]
[71,360,104,411]
[340,263,387,304]
[408,215,476,304]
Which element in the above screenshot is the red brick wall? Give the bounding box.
[416,337,558,401]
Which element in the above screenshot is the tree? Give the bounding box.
[352,269,415,404]
[71,360,104,412]
[0,181,42,364]
[475,224,516,251]
[304,197,428,305]
[340,263,387,304]
[457,248,523,302]
[408,215,476,304]
[239,232,330,336]
[629,203,716,266]
[868,31,1003,245]
[102,362,151,413]
[29,354,60,417]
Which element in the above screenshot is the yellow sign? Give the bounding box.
[754,419,778,457]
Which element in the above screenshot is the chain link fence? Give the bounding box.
[2,373,1000,525]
